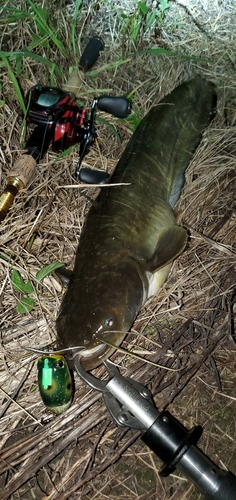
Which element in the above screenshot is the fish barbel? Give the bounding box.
[56,75,217,370]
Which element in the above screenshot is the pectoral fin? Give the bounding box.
[147,225,187,273]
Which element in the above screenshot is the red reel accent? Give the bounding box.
[53,99,87,151]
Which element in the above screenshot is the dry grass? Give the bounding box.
[0,1,236,499]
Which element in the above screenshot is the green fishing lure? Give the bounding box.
[37,355,73,414]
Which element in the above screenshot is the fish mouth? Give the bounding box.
[79,343,107,359]
[77,331,127,370]
[60,331,127,371]
[72,342,114,371]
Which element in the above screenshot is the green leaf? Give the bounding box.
[29,33,49,50]
[130,17,142,41]
[146,11,157,29]
[124,113,141,132]
[12,269,24,292]
[53,145,76,162]
[159,0,170,12]
[76,98,85,107]
[34,7,50,37]
[23,280,34,294]
[15,55,22,76]
[0,252,11,261]
[12,269,34,294]
[49,63,56,86]
[36,262,64,282]
[4,9,30,23]
[16,297,35,314]
[28,234,36,250]
[138,1,148,15]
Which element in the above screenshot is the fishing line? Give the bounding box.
[23,345,86,356]
[39,119,50,160]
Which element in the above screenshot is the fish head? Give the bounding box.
[56,260,144,370]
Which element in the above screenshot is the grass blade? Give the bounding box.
[36,262,64,282]
[71,0,82,57]
[0,51,63,78]
[0,51,26,114]
[138,47,211,63]
[26,0,68,58]
[96,116,121,143]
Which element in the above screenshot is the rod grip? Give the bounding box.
[63,37,104,96]
[0,155,37,221]
[8,155,37,186]
[79,37,104,72]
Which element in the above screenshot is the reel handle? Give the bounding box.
[78,167,109,184]
[79,37,104,72]
[97,95,131,118]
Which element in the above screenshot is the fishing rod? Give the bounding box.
[0,37,131,221]
[73,356,236,500]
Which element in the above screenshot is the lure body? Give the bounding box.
[37,355,73,413]
[56,76,217,370]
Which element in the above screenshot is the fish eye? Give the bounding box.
[104,317,114,328]
[57,360,64,368]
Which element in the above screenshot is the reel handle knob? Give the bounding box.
[78,167,109,184]
[97,95,131,118]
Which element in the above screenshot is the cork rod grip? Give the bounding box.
[0,155,37,221]
[8,155,37,186]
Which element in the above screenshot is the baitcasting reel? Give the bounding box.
[26,83,131,183]
[0,36,131,220]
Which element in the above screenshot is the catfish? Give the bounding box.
[56,75,217,370]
